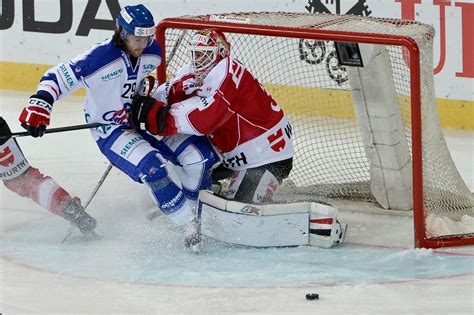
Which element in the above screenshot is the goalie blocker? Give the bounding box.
[197,191,346,248]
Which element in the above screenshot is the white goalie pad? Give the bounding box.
[198,191,344,248]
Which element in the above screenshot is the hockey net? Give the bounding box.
[155,12,474,248]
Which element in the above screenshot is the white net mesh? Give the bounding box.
[159,12,473,239]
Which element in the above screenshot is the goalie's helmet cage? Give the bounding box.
[116,4,156,46]
[188,29,230,78]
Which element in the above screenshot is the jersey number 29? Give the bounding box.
[121,83,137,99]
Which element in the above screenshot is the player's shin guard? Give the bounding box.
[144,175,201,250]
[143,176,190,222]
[4,166,72,215]
[4,166,97,232]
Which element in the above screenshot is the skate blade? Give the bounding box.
[146,210,162,221]
[145,205,163,221]
[61,229,102,243]
[190,242,202,254]
[89,230,103,240]
[185,238,202,254]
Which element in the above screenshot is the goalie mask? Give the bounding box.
[188,29,230,79]
[116,4,156,47]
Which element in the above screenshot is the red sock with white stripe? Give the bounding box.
[3,166,73,216]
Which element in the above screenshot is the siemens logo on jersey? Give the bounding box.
[142,64,156,73]
[120,135,144,157]
[101,69,123,81]
[59,64,75,88]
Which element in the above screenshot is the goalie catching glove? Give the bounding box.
[131,95,176,136]
[19,93,54,137]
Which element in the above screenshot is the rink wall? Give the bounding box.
[0,0,472,130]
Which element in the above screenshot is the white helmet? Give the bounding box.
[188,29,230,79]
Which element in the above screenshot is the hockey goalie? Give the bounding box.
[132,29,346,248]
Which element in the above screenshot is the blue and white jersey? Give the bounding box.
[36,37,162,140]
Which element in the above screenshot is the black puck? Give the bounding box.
[306,293,319,300]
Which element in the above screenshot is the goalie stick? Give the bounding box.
[61,163,113,243]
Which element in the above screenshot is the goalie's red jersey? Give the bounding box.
[167,56,294,171]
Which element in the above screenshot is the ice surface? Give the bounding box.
[1,90,473,314]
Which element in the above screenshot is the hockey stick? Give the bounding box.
[84,163,113,209]
[1,122,106,140]
[61,163,113,243]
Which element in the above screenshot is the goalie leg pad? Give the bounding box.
[198,191,346,248]
[309,202,347,248]
[198,191,309,247]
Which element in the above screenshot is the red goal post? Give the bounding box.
[155,12,474,249]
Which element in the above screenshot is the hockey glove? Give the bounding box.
[19,94,53,137]
[0,117,12,145]
[131,95,170,135]
[168,74,200,104]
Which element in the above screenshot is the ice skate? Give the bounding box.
[184,218,201,253]
[145,205,163,221]
[61,197,97,234]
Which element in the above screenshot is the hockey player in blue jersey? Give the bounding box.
[18,4,219,251]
